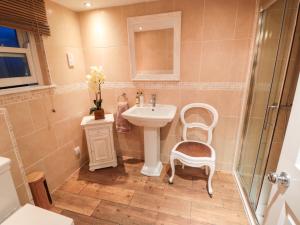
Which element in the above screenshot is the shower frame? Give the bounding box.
[234,0,300,224]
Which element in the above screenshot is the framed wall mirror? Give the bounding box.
[127,11,181,81]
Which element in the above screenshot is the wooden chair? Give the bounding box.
[168,103,218,196]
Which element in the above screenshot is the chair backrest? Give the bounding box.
[180,103,218,145]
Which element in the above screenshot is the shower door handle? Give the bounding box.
[267,172,290,187]
[263,104,279,129]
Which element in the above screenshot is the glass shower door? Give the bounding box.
[249,0,300,210]
[237,0,287,208]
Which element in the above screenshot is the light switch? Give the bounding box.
[66,52,75,68]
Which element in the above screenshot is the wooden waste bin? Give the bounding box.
[27,171,52,209]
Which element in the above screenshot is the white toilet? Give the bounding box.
[0,157,74,225]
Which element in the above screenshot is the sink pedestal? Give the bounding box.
[141,127,163,176]
[121,104,177,177]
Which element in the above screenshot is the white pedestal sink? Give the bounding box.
[122,104,177,176]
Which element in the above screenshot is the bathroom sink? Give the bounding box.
[122,104,177,128]
[122,104,177,177]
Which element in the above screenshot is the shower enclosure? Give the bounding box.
[236,0,300,223]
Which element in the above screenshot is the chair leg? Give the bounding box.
[208,165,215,197]
[205,166,208,176]
[168,155,175,184]
[182,164,185,169]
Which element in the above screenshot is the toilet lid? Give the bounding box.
[1,204,73,225]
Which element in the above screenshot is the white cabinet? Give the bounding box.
[81,114,117,171]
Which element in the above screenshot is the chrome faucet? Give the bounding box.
[150,94,156,107]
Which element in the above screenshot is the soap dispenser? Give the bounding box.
[135,92,140,106]
[139,91,144,107]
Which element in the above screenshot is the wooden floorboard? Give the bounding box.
[61,209,118,225]
[51,158,249,225]
[53,190,100,216]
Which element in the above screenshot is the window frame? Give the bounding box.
[0,28,43,89]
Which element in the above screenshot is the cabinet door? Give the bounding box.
[87,126,113,163]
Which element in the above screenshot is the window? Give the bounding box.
[0,26,42,89]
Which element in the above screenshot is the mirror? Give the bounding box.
[127,12,181,81]
[135,29,174,75]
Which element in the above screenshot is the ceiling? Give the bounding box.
[51,0,157,11]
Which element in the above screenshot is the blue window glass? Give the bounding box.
[0,26,31,79]
[0,53,31,78]
[0,26,20,48]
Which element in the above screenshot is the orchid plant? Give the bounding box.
[86,66,106,115]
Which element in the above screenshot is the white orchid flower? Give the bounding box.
[86,65,106,93]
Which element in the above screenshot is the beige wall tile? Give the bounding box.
[44,0,87,89]
[121,0,173,20]
[180,90,243,117]
[44,0,82,48]
[78,0,256,94]
[72,135,89,165]
[43,143,76,191]
[161,111,181,140]
[16,184,30,205]
[141,0,174,15]
[150,89,181,106]
[0,115,13,154]
[25,159,48,178]
[235,0,256,39]
[200,90,243,117]
[100,88,117,114]
[43,93,74,124]
[28,98,49,130]
[121,126,144,159]
[70,89,91,115]
[68,115,86,140]
[44,46,86,85]
[180,42,202,82]
[174,0,204,43]
[180,89,203,107]
[160,135,179,163]
[5,102,34,138]
[17,127,58,168]
[202,0,238,41]
[200,40,251,82]
[214,117,240,141]
[84,46,130,81]
[79,7,127,48]
[82,48,103,72]
[54,119,74,146]
[99,46,131,82]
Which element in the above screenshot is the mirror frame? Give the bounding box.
[127,11,181,81]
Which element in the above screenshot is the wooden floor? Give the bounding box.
[51,157,249,225]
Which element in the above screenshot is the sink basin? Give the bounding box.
[122,104,177,176]
[122,104,177,128]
